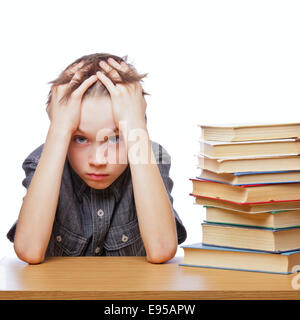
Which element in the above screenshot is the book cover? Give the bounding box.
[197,169,300,186]
[196,176,300,186]
[190,178,300,203]
[202,222,300,253]
[197,153,300,173]
[190,193,300,205]
[180,242,300,274]
[199,138,300,159]
[204,206,300,230]
[199,123,300,142]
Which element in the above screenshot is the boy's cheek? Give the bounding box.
[117,148,128,164]
[107,144,128,165]
[67,151,87,176]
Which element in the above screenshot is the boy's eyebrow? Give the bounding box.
[75,127,119,134]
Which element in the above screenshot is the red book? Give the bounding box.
[190,194,300,214]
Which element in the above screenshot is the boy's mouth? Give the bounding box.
[87,173,109,181]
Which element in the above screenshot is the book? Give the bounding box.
[180,242,300,274]
[197,154,300,173]
[191,178,300,203]
[204,206,300,230]
[192,194,300,213]
[202,222,300,252]
[197,169,300,185]
[199,138,300,159]
[200,123,300,142]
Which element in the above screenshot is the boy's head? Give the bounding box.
[47,53,148,190]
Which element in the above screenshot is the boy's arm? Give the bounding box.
[14,73,98,264]
[14,125,72,264]
[96,60,179,264]
[126,123,178,264]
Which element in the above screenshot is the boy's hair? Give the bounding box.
[46,53,149,105]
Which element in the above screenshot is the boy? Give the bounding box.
[7,53,187,264]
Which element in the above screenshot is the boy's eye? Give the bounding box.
[73,136,87,144]
[108,135,120,144]
[73,135,121,144]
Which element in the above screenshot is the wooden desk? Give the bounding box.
[1,255,300,300]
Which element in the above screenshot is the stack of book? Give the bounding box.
[181,123,300,274]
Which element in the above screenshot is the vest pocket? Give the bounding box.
[51,220,89,256]
[103,219,144,255]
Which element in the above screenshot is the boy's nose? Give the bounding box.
[88,144,108,166]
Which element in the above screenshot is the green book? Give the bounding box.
[180,242,300,274]
[204,206,300,230]
[202,222,300,253]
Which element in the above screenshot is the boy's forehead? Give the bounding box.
[78,96,116,134]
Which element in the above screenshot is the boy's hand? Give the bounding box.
[46,69,98,134]
[96,58,147,130]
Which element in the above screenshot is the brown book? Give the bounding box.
[202,223,300,252]
[180,243,300,274]
[200,139,300,158]
[200,123,300,142]
[204,206,300,229]
[197,154,300,173]
[197,169,300,185]
[191,178,300,203]
[192,194,300,213]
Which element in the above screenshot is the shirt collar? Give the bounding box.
[67,158,129,203]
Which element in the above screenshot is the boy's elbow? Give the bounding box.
[14,243,45,265]
[146,243,178,264]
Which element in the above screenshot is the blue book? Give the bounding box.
[197,169,300,186]
[179,242,300,274]
[234,170,300,175]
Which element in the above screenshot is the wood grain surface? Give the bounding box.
[1,255,300,299]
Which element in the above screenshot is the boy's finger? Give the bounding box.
[99,60,114,73]
[55,70,83,97]
[110,60,130,73]
[65,61,85,76]
[107,58,130,73]
[99,61,122,81]
[54,82,70,97]
[72,74,98,98]
[96,71,117,95]
[69,71,81,84]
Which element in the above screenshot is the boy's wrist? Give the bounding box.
[119,119,148,148]
[119,119,147,135]
[123,125,153,165]
[48,123,73,140]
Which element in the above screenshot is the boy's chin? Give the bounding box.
[86,180,112,190]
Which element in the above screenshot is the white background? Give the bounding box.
[1,0,299,259]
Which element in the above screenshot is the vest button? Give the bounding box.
[97,209,104,217]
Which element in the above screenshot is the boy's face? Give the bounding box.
[67,95,128,189]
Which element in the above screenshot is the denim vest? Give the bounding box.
[7,141,187,256]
